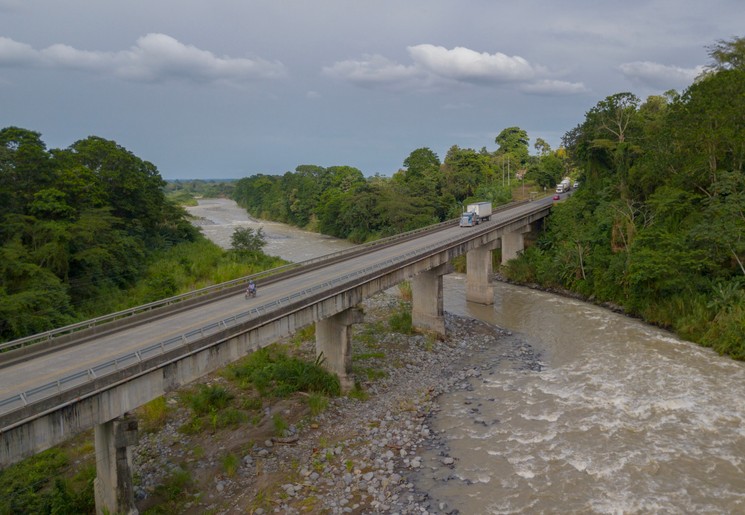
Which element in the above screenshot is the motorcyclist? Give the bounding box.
[246,280,257,297]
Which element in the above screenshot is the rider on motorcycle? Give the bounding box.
[246,280,256,297]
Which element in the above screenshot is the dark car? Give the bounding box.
[553,194,561,200]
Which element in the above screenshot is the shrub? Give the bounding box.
[389,303,413,334]
[184,385,234,415]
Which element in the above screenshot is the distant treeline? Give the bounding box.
[503,37,745,359]
[164,179,237,205]
[232,131,567,243]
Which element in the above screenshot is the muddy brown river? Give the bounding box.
[189,199,745,513]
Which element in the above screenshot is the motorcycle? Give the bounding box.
[245,285,257,299]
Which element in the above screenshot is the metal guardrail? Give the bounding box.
[0,215,465,354]
[0,200,553,419]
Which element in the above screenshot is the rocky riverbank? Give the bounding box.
[131,291,537,514]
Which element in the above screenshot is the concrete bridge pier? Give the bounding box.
[501,225,531,264]
[316,307,364,392]
[466,240,500,304]
[411,263,453,336]
[94,414,139,515]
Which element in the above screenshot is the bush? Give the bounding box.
[227,346,341,397]
[389,303,413,334]
[184,385,234,415]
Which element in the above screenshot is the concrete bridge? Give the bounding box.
[0,196,554,513]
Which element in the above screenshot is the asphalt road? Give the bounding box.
[0,197,552,413]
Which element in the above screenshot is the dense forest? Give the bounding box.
[503,37,745,359]
[233,37,744,359]
[0,131,282,343]
[3,37,742,359]
[232,128,566,243]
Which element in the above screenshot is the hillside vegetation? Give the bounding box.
[503,37,745,359]
[0,131,283,343]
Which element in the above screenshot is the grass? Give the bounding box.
[221,453,240,477]
[388,302,414,334]
[139,396,170,433]
[307,393,329,416]
[272,413,289,437]
[0,447,95,515]
[226,346,341,398]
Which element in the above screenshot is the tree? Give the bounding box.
[534,138,551,156]
[706,35,745,72]
[495,127,530,166]
[231,226,267,253]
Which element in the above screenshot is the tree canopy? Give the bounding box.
[0,129,200,341]
[504,35,745,360]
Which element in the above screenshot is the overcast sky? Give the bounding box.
[0,1,741,179]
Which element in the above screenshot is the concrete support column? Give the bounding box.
[316,308,364,392]
[466,241,499,305]
[94,415,139,515]
[411,263,453,337]
[501,225,531,264]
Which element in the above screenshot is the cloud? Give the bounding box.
[0,34,286,84]
[619,61,704,90]
[322,54,425,90]
[521,79,588,96]
[324,43,586,97]
[407,44,538,83]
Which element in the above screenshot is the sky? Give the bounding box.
[0,1,742,180]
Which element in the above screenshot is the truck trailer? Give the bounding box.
[459,202,493,227]
[556,178,572,193]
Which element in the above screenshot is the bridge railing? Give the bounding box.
[0,214,471,354]
[0,200,550,419]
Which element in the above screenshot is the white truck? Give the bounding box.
[556,178,572,194]
[459,202,492,227]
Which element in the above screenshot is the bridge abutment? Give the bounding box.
[316,307,364,392]
[411,263,452,336]
[94,414,139,515]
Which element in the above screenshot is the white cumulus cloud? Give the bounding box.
[0,34,286,84]
[324,43,585,97]
[619,61,704,90]
[521,79,588,96]
[407,44,538,83]
[322,54,425,90]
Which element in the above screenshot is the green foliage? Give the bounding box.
[184,385,234,416]
[221,453,240,477]
[515,38,745,359]
[164,179,236,205]
[307,393,329,416]
[389,303,413,334]
[146,467,194,514]
[139,396,170,433]
[227,346,341,398]
[272,413,289,436]
[0,128,210,342]
[231,226,267,253]
[0,447,94,515]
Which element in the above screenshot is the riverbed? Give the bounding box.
[186,198,745,513]
[185,198,354,262]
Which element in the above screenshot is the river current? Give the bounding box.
[188,199,745,513]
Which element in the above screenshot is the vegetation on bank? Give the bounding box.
[0,298,417,514]
[502,37,745,359]
[163,179,237,206]
[232,131,563,243]
[0,132,284,342]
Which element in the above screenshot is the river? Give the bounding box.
[188,199,745,513]
[185,197,355,261]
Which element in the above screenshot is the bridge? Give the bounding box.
[0,196,554,513]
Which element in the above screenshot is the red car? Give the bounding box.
[553,194,561,200]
